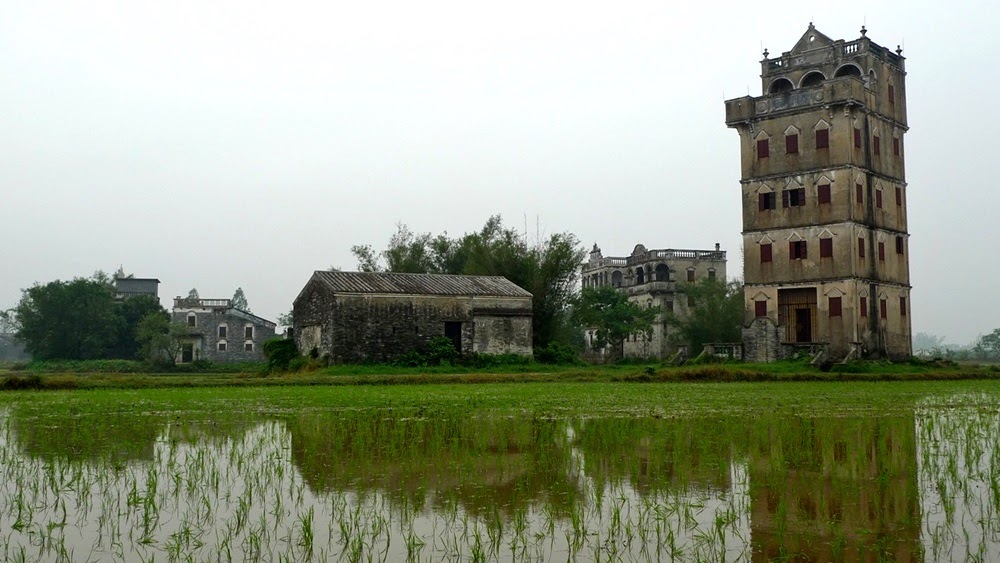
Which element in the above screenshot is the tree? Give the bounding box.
[110,295,166,359]
[187,288,200,299]
[913,332,947,356]
[975,329,1000,362]
[0,309,18,334]
[15,277,122,360]
[232,287,250,312]
[571,286,659,358]
[350,216,586,347]
[135,311,188,366]
[277,310,293,327]
[667,278,743,355]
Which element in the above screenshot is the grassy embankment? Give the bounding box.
[1,355,998,391]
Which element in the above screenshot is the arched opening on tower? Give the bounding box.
[834,64,862,78]
[655,264,670,281]
[768,78,794,94]
[800,71,826,88]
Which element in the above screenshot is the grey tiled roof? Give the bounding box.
[312,271,532,298]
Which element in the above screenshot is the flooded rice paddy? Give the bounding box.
[0,382,999,561]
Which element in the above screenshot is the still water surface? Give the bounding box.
[0,393,998,561]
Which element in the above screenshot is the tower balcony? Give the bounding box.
[725,77,868,126]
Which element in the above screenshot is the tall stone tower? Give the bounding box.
[725,24,911,360]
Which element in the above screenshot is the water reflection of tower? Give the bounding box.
[746,417,920,561]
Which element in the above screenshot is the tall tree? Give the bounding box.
[232,287,250,312]
[15,277,122,360]
[571,286,659,358]
[135,311,188,366]
[187,288,199,299]
[0,309,18,334]
[666,278,743,355]
[110,295,166,359]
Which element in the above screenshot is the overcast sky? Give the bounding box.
[1,1,996,344]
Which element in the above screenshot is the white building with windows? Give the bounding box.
[581,243,727,360]
[172,297,276,363]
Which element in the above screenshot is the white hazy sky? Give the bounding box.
[1,1,996,344]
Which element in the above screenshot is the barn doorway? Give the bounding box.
[444,322,463,352]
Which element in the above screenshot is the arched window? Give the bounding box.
[655,264,669,281]
[834,64,862,78]
[217,340,227,352]
[611,270,623,288]
[800,71,826,88]
[636,267,645,285]
[768,78,794,93]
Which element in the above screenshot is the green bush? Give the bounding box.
[534,341,583,365]
[1,375,43,390]
[456,353,532,369]
[263,338,300,371]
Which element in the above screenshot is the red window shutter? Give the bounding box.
[757,139,769,159]
[893,137,900,156]
[758,193,768,212]
[815,129,829,149]
[782,190,789,208]
[888,84,895,105]
[818,184,831,204]
[860,297,868,317]
[820,238,833,257]
[755,301,767,318]
[896,236,904,254]
[879,242,885,260]
[900,297,906,316]
[789,241,796,259]
[873,136,881,155]
[876,190,883,208]
[829,297,842,317]
[854,128,862,148]
[895,186,902,205]
[856,183,863,204]
[880,299,887,319]
[858,237,865,258]
[761,243,772,263]
[801,241,807,259]
[786,134,798,154]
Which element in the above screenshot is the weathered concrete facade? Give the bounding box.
[172,298,276,363]
[580,243,727,359]
[726,25,912,360]
[293,271,533,363]
[114,277,160,301]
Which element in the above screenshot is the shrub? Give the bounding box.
[1,375,43,390]
[263,338,300,371]
[534,341,582,365]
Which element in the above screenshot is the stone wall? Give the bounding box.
[172,308,275,363]
[742,317,783,363]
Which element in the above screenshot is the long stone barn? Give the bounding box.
[292,271,533,363]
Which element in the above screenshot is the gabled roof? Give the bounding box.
[789,23,835,54]
[309,271,532,298]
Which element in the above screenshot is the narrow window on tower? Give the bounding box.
[900,296,907,316]
[687,269,695,282]
[873,135,881,155]
[893,137,900,156]
[896,186,902,205]
[755,300,768,318]
[880,299,888,319]
[888,84,895,106]
[829,297,842,317]
[817,184,831,204]
[760,243,773,263]
[758,192,776,211]
[858,237,866,258]
[815,128,829,149]
[860,297,868,317]
[757,138,769,159]
[878,241,886,261]
[820,238,833,258]
[854,127,862,148]
[789,240,807,260]
[856,183,863,204]
[785,133,798,154]
[876,189,883,209]
[896,235,904,255]
[783,187,806,207]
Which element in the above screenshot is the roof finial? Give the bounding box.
[808,21,814,30]
[860,25,867,37]
[762,48,769,59]
[896,45,903,55]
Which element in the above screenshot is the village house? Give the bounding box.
[172,297,276,363]
[292,271,533,363]
[725,25,912,361]
[581,243,727,359]
[114,276,160,302]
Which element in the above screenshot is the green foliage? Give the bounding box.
[262,338,300,371]
[187,288,199,299]
[534,341,584,365]
[394,336,460,367]
[974,329,1000,362]
[571,286,659,357]
[666,279,743,355]
[352,215,586,348]
[135,312,187,366]
[231,287,250,312]
[15,277,122,360]
[0,308,18,333]
[112,295,166,360]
